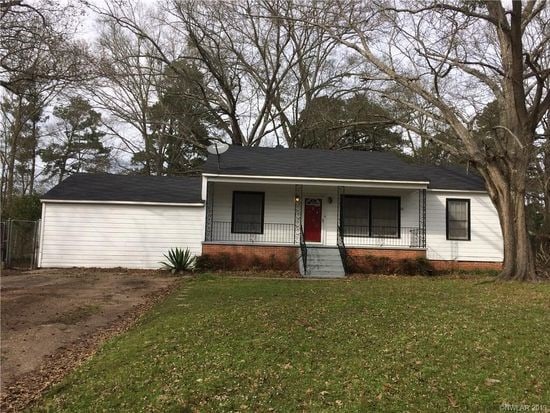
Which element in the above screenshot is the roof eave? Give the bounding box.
[203,173,430,189]
[40,199,204,207]
[427,188,487,193]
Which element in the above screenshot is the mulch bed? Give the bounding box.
[0,280,183,413]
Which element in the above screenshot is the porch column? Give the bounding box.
[418,189,426,248]
[293,184,303,245]
[205,182,214,242]
[337,186,344,234]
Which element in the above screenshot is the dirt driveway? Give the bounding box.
[0,268,180,411]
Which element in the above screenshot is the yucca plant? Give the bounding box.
[161,247,195,274]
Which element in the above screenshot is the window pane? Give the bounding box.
[341,196,400,237]
[448,201,467,221]
[371,198,399,237]
[233,192,263,233]
[447,200,469,240]
[342,196,369,236]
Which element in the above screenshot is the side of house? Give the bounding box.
[38,174,204,269]
[40,202,204,268]
[425,190,503,270]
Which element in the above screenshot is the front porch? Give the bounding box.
[203,181,427,276]
[203,182,426,249]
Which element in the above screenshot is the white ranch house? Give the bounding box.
[39,146,503,276]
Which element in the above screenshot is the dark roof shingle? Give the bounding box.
[42,148,486,203]
[418,164,485,191]
[41,173,203,203]
[204,146,485,191]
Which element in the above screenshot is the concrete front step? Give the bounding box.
[306,269,345,275]
[307,258,343,264]
[307,263,343,269]
[302,246,345,278]
[308,254,341,259]
[308,248,341,253]
[305,272,345,278]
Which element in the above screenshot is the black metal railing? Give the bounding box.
[341,226,425,248]
[336,225,348,274]
[208,221,295,244]
[299,224,307,275]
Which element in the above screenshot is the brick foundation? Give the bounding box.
[346,248,426,260]
[430,260,503,271]
[201,244,502,274]
[202,243,299,272]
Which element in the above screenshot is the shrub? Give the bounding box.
[233,253,251,270]
[161,248,195,274]
[414,257,436,276]
[268,254,277,268]
[195,254,214,271]
[378,256,397,274]
[249,254,263,270]
[194,252,296,273]
[395,258,418,275]
[348,255,436,276]
[217,252,232,270]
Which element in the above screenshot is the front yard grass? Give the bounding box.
[36,275,549,412]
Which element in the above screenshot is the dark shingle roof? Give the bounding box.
[41,173,203,204]
[204,146,486,191]
[42,148,486,203]
[418,164,485,191]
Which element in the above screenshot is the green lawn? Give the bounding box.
[36,275,549,412]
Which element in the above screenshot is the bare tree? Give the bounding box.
[91,10,165,174]
[0,0,88,205]
[87,0,359,147]
[0,0,85,93]
[294,0,549,280]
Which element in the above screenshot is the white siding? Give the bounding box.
[426,191,503,261]
[40,202,205,269]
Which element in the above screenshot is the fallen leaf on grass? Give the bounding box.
[447,394,458,408]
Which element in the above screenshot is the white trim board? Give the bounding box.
[427,188,487,194]
[41,199,205,207]
[204,174,429,189]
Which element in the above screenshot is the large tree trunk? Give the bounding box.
[482,162,537,281]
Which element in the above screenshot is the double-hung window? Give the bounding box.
[446,199,470,240]
[232,191,265,234]
[341,195,400,238]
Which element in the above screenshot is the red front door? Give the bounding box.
[304,198,322,242]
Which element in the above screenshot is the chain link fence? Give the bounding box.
[1,219,41,270]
